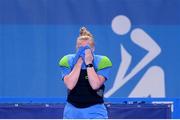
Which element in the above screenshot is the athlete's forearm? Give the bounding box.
[64,59,82,90]
[87,67,105,90]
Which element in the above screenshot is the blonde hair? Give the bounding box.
[77,27,93,40]
[76,27,95,48]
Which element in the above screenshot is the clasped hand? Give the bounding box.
[73,45,94,67]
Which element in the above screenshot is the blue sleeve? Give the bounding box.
[59,54,74,80]
[97,67,111,80]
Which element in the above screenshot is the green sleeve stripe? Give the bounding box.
[98,56,112,70]
[59,56,70,68]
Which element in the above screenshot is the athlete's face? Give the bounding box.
[76,38,95,51]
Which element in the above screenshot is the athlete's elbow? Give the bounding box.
[91,84,101,90]
[66,84,74,90]
[64,81,75,90]
[64,77,75,90]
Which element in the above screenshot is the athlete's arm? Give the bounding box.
[64,58,83,90]
[87,67,106,90]
[85,49,106,90]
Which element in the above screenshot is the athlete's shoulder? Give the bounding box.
[94,55,112,70]
[59,54,75,68]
